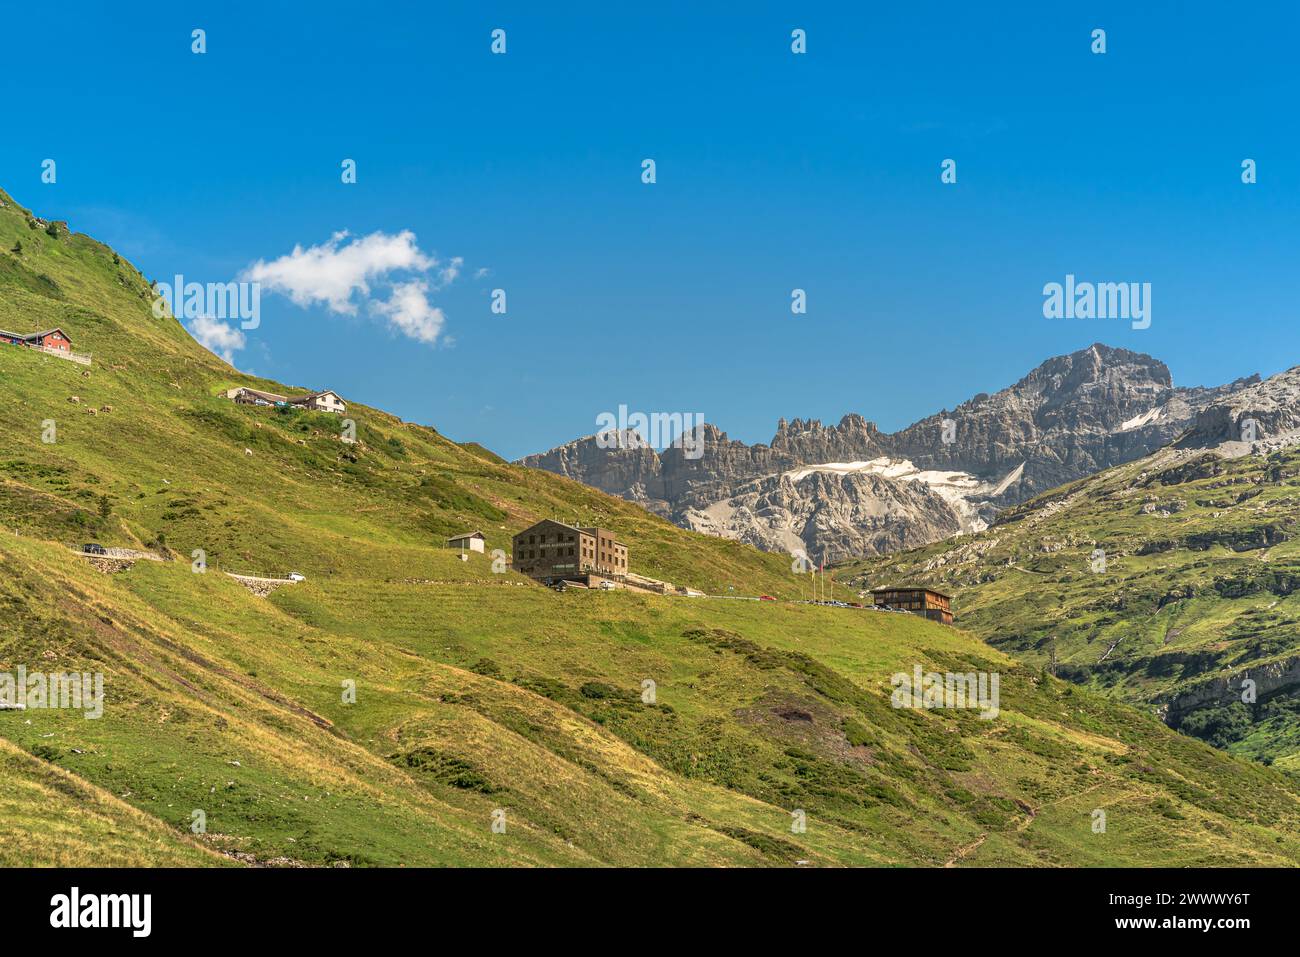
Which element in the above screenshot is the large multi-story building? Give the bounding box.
[870,586,953,625]
[512,519,628,583]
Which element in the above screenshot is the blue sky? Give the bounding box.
[4,2,1298,459]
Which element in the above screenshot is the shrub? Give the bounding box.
[842,716,878,748]
[397,747,498,793]
[470,657,503,678]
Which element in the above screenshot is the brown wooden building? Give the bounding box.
[870,586,953,625]
[512,519,628,583]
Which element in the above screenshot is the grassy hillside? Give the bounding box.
[840,443,1300,773]
[4,186,1300,865]
[0,735,225,867]
[0,189,798,598]
[10,529,1300,866]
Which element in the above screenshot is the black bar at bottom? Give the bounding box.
[0,866,1280,943]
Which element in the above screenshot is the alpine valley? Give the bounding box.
[4,185,1300,867]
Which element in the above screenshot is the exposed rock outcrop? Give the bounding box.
[1176,365,1300,453]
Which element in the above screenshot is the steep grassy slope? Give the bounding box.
[0,189,798,597]
[841,443,1300,772]
[0,736,225,867]
[10,529,1300,866]
[5,186,1300,865]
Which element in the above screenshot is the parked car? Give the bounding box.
[82,543,107,555]
[759,595,776,602]
[287,572,306,582]
[599,581,616,591]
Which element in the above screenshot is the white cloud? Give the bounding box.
[188,315,246,363]
[242,230,471,345]
[438,256,464,287]
[243,230,432,314]
[370,280,445,344]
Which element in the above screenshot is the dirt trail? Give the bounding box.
[943,834,987,867]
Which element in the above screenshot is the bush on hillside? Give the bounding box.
[1177,702,1253,749]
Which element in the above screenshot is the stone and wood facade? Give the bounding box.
[512,519,628,584]
[870,586,953,625]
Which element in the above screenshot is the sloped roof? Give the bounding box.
[237,388,288,403]
[293,390,345,403]
[0,327,71,343]
[515,518,584,536]
[446,530,486,542]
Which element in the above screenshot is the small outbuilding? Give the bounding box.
[446,531,486,554]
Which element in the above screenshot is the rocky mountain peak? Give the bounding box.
[520,344,1264,562]
[1007,342,1172,403]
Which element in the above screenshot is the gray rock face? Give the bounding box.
[521,429,666,503]
[676,467,971,564]
[1161,653,1300,724]
[519,344,1258,562]
[1176,366,1300,452]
